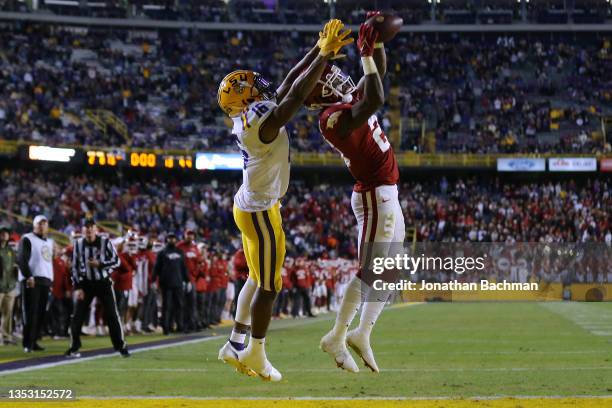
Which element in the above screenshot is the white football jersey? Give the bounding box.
[233,100,290,212]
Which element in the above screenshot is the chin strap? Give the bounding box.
[342,94,353,103]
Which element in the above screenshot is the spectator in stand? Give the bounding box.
[0,25,609,154]
[0,226,18,345]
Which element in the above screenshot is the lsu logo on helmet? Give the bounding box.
[217,70,276,117]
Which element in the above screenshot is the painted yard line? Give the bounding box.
[76,395,612,401]
[539,303,612,338]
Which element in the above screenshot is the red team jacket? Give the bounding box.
[195,261,209,293]
[177,240,205,287]
[208,256,228,292]
[217,258,229,289]
[281,267,293,290]
[52,256,72,299]
[319,104,399,191]
[133,248,156,294]
[112,252,136,291]
[292,265,311,290]
[232,249,249,281]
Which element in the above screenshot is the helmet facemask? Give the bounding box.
[306,65,356,110]
[251,73,277,102]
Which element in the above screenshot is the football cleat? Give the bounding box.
[218,341,257,377]
[64,348,81,358]
[237,349,282,382]
[347,329,379,373]
[319,331,359,373]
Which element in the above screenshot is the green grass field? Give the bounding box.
[1,302,611,402]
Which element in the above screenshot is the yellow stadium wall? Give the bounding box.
[570,284,612,301]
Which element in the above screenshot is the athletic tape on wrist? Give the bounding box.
[361,56,378,75]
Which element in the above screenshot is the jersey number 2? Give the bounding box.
[369,116,390,153]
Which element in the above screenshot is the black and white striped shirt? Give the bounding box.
[71,235,120,287]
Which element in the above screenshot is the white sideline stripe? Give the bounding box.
[77,395,612,401]
[0,302,422,377]
[0,335,224,377]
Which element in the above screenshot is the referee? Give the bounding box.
[65,218,129,358]
[17,215,54,353]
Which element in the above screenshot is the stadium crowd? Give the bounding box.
[3,0,609,25]
[0,25,610,154]
[2,170,611,247]
[0,168,611,346]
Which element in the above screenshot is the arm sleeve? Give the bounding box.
[17,237,32,279]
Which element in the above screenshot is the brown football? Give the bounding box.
[365,13,403,43]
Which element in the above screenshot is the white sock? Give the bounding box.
[235,278,257,326]
[357,289,391,338]
[229,329,246,346]
[245,336,266,359]
[331,276,365,339]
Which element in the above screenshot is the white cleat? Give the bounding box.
[237,349,282,382]
[218,341,257,377]
[319,331,359,373]
[346,329,379,373]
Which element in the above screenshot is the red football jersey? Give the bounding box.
[319,104,399,192]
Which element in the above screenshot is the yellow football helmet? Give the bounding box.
[217,70,276,117]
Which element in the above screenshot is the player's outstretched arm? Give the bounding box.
[260,19,353,143]
[337,24,384,136]
[367,11,386,78]
[275,45,321,104]
[356,12,386,95]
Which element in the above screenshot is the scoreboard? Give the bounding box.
[85,149,193,169]
[22,144,240,171]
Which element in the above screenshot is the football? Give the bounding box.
[365,13,403,43]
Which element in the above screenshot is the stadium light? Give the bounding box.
[28,145,76,163]
[195,153,242,170]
